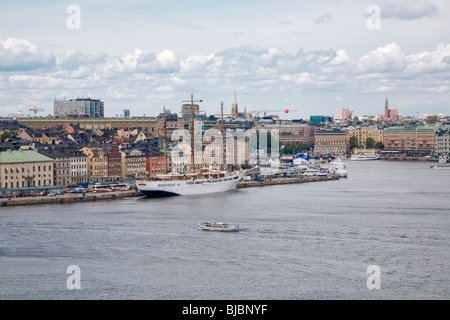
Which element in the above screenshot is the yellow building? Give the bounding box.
[347,127,384,149]
[0,149,54,189]
[81,147,108,182]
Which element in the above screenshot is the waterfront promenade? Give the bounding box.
[0,175,338,207]
[1,189,142,207]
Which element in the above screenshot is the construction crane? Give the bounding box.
[29,107,44,117]
[250,108,298,117]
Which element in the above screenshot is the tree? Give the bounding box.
[426,115,439,124]
[375,141,384,149]
[1,130,18,141]
[349,136,358,149]
[365,137,376,149]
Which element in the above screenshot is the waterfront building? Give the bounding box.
[18,117,159,136]
[38,148,71,187]
[347,126,384,149]
[435,130,450,156]
[81,147,108,182]
[314,130,348,155]
[257,122,315,145]
[384,126,437,153]
[54,98,104,118]
[146,152,166,175]
[65,149,88,186]
[121,149,147,179]
[0,149,54,189]
[106,145,122,181]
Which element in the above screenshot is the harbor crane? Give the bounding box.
[250,108,298,117]
[29,107,44,117]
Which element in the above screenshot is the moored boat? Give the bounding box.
[350,153,380,161]
[430,164,450,170]
[198,222,240,232]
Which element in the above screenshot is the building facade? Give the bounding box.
[347,127,384,149]
[146,153,166,175]
[54,98,104,117]
[258,123,315,145]
[0,149,54,189]
[121,149,147,179]
[384,126,437,153]
[106,145,122,181]
[66,149,88,186]
[314,130,348,155]
[82,147,108,182]
[38,148,71,187]
[435,130,450,156]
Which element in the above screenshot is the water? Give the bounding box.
[1,160,449,300]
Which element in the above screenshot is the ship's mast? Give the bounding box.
[182,94,202,172]
[163,106,168,174]
[221,101,225,171]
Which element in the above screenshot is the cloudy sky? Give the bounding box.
[1,0,449,119]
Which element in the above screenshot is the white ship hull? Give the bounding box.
[136,172,245,197]
[350,153,380,161]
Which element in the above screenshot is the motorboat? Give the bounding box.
[198,222,240,232]
[350,153,380,161]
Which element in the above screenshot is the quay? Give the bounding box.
[237,174,339,188]
[1,189,143,207]
[1,175,338,207]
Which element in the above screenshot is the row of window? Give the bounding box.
[0,179,52,188]
[4,165,51,174]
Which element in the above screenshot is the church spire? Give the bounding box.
[231,86,238,118]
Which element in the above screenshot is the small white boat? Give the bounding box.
[330,158,348,178]
[198,222,240,232]
[350,153,380,161]
[438,155,448,164]
[430,164,450,170]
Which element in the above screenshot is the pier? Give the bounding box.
[237,174,339,188]
[1,175,339,207]
[1,189,143,207]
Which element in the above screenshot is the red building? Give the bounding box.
[146,152,166,175]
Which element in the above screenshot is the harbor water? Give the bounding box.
[1,160,449,299]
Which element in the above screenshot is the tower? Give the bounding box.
[385,98,389,118]
[231,87,238,118]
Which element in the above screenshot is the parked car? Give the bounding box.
[92,188,111,193]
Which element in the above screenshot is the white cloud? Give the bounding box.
[357,43,406,73]
[405,43,450,73]
[0,37,55,71]
[380,0,439,20]
[1,39,450,117]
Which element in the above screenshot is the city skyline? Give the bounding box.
[1,1,450,119]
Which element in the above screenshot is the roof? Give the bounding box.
[0,149,53,164]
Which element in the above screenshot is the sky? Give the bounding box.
[1,0,449,119]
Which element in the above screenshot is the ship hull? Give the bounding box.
[136,173,245,197]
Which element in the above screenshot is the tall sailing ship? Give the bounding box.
[136,95,248,197]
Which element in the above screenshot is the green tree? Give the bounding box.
[375,141,384,149]
[426,115,439,124]
[349,136,358,149]
[1,130,18,141]
[281,143,311,154]
[365,137,376,149]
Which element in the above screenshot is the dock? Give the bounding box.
[1,175,339,207]
[1,189,143,207]
[237,174,339,188]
